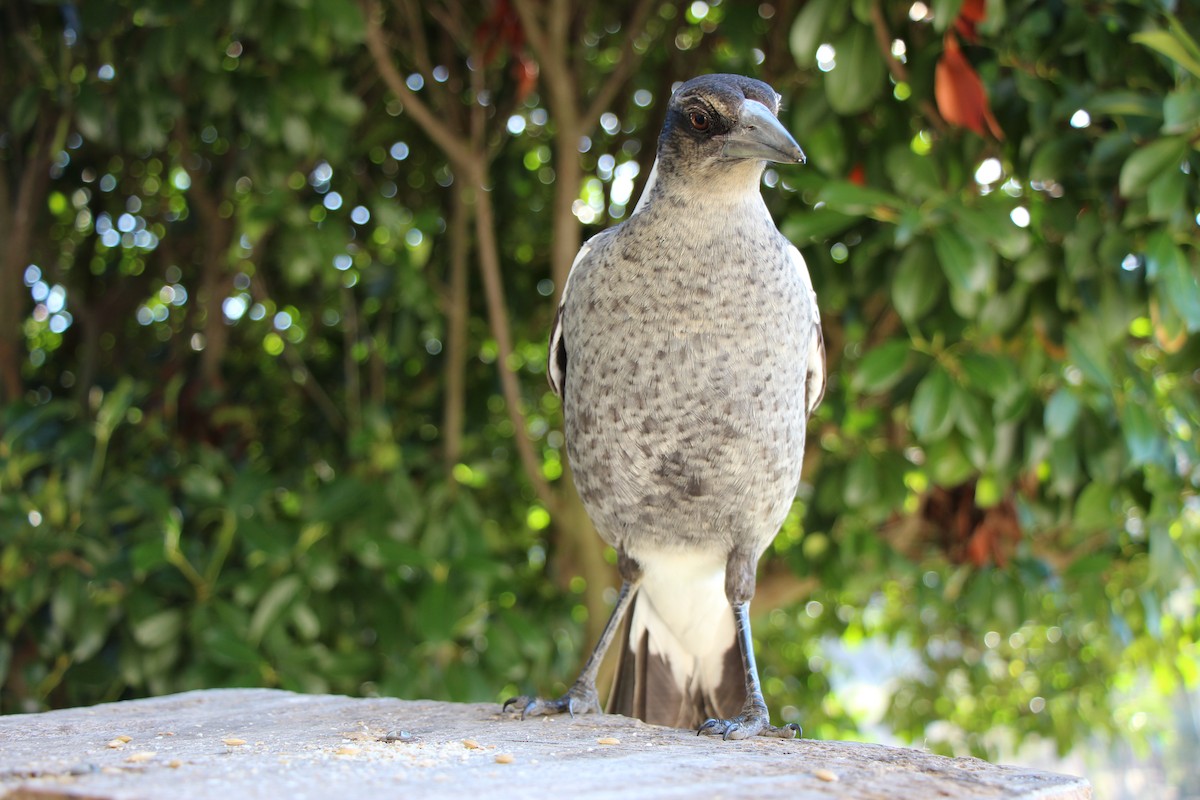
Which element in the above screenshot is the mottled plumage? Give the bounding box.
[507,74,825,740]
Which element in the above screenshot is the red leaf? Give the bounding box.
[954,0,987,41]
[512,55,539,105]
[471,0,539,95]
[935,33,1003,139]
[848,163,866,186]
[965,528,990,567]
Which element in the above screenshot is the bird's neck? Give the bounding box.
[644,159,770,216]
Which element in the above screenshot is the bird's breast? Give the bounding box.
[562,218,811,552]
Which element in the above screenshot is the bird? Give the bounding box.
[504,74,825,740]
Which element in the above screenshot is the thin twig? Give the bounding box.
[361,0,478,176]
[581,0,657,128]
[396,0,436,79]
[510,0,550,66]
[249,272,347,432]
[870,0,947,132]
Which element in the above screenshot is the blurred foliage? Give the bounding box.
[1,0,1197,777]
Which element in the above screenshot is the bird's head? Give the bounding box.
[656,74,805,183]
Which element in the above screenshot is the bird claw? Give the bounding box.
[698,711,801,741]
[503,683,601,720]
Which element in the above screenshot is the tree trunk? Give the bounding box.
[550,121,583,298]
[556,465,617,656]
[442,182,471,470]
[0,118,56,405]
[0,203,24,404]
[197,217,232,393]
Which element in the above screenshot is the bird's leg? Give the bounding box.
[698,552,801,741]
[504,552,642,720]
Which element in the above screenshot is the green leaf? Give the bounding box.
[1162,87,1200,134]
[978,285,1028,335]
[9,88,39,138]
[248,575,302,645]
[1121,402,1160,467]
[824,24,885,115]
[1149,522,1184,586]
[1146,168,1187,222]
[1065,325,1113,390]
[1086,91,1163,119]
[885,144,941,199]
[75,85,108,142]
[1147,232,1200,331]
[1064,209,1102,280]
[789,0,840,67]
[781,208,857,242]
[959,353,1017,398]
[843,452,879,508]
[1015,248,1055,283]
[952,389,989,441]
[1030,136,1085,184]
[1044,388,1081,439]
[132,609,183,649]
[1132,30,1200,78]
[324,1,366,44]
[933,225,995,295]
[181,466,223,502]
[892,239,943,323]
[204,623,262,669]
[1049,436,1082,497]
[1118,136,1188,197]
[931,0,965,31]
[1065,552,1112,578]
[852,339,911,393]
[816,181,902,215]
[910,366,956,441]
[927,436,975,486]
[282,115,312,154]
[1073,482,1114,531]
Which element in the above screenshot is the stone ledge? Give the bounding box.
[0,689,1089,799]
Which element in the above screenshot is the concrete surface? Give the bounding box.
[0,689,1090,799]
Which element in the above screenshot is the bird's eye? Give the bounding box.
[689,110,710,132]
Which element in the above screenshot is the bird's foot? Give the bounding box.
[503,681,601,720]
[697,706,801,741]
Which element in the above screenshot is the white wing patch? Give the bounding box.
[788,244,826,417]
[631,158,659,217]
[547,238,594,398]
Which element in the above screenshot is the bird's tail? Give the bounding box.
[606,553,745,728]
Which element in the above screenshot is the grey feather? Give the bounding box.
[551,74,823,730]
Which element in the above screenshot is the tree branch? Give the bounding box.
[426,1,469,47]
[581,0,656,128]
[471,186,562,517]
[442,181,471,470]
[510,0,550,68]
[548,0,570,71]
[361,0,479,178]
[396,0,436,80]
[249,271,347,432]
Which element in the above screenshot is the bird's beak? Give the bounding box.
[721,100,806,165]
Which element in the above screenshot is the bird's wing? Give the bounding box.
[547,237,595,399]
[631,158,660,216]
[788,244,826,417]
